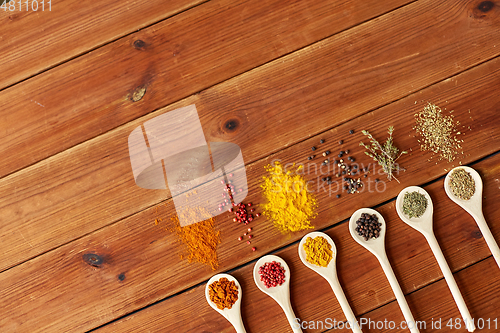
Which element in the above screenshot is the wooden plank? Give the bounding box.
[1,59,500,331]
[93,155,500,333]
[0,0,204,90]
[357,258,500,333]
[1,35,500,275]
[0,0,414,178]
[1,0,500,274]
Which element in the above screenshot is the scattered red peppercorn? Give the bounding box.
[248,235,252,239]
[246,240,251,244]
[252,247,256,251]
[238,237,242,241]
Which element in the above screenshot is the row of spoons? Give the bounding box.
[206,166,499,332]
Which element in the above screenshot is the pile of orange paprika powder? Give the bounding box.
[155,202,221,271]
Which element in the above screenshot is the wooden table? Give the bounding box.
[1,0,499,331]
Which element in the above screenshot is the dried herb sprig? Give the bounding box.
[359,126,407,182]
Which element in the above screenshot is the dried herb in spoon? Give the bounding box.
[402,191,428,218]
[359,126,407,182]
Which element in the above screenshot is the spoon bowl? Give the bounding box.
[205,273,246,333]
[298,232,362,333]
[298,231,338,279]
[395,186,434,235]
[253,255,302,333]
[349,208,387,260]
[444,166,483,216]
[396,186,475,332]
[444,166,500,270]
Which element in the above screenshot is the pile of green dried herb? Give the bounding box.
[359,126,407,182]
[414,103,464,162]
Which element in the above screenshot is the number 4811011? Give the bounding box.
[1,0,52,11]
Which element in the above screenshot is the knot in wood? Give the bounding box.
[131,86,147,102]
[133,40,146,50]
[477,1,494,12]
[83,253,103,267]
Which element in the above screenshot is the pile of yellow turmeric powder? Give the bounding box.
[261,161,317,232]
[303,236,333,267]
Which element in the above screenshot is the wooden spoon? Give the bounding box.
[205,273,247,333]
[298,231,363,332]
[253,255,302,333]
[349,208,420,333]
[396,186,475,332]
[444,166,500,269]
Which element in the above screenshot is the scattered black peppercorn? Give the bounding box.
[339,140,344,144]
[320,139,325,144]
[343,177,363,194]
[336,194,341,198]
[349,130,355,134]
[375,178,380,182]
[311,146,316,151]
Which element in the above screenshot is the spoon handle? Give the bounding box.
[378,257,420,333]
[425,234,475,332]
[231,315,247,333]
[472,212,500,270]
[328,276,363,333]
[280,300,303,333]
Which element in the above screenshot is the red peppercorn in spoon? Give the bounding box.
[253,255,302,333]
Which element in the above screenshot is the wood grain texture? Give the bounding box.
[357,258,500,333]
[1,34,499,275]
[94,155,500,333]
[1,0,500,274]
[0,0,500,179]
[0,0,204,90]
[1,59,499,331]
[0,0,414,178]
